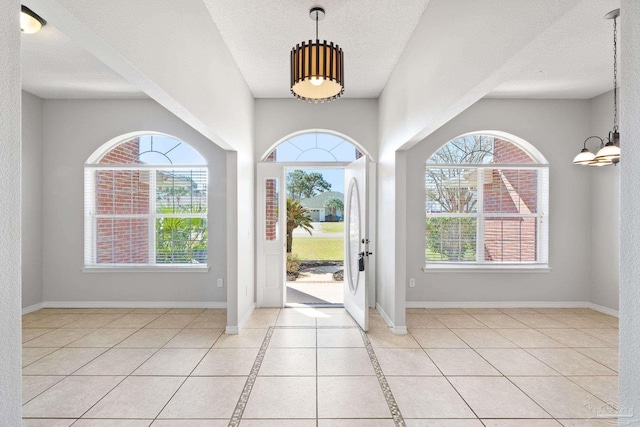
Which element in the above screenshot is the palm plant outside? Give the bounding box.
[286,198,313,253]
[323,196,343,220]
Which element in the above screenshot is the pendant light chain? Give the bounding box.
[315,10,319,41]
[613,15,618,131]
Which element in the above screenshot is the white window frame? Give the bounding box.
[424,163,549,272]
[84,163,209,271]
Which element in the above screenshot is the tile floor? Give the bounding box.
[21,307,619,426]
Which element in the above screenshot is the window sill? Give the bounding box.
[422,264,551,273]
[83,265,210,273]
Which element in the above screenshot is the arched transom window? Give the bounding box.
[84,134,208,268]
[265,132,363,162]
[425,134,549,266]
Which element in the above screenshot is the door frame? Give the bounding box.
[256,160,376,308]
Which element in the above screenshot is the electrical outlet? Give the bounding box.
[217,278,224,288]
[409,278,416,288]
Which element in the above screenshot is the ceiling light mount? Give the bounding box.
[573,8,621,166]
[290,6,344,103]
[21,5,46,34]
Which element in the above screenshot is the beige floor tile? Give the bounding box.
[259,348,316,376]
[538,329,612,347]
[386,376,475,418]
[576,348,618,372]
[411,329,469,349]
[22,375,65,403]
[434,314,487,328]
[159,376,246,419]
[318,347,375,376]
[374,348,441,376]
[243,420,316,426]
[244,308,280,328]
[269,328,316,347]
[244,377,316,419]
[22,375,123,418]
[152,421,227,427]
[186,314,227,329]
[116,328,181,348]
[166,308,207,314]
[22,419,75,427]
[482,420,561,426]
[406,314,447,329]
[130,308,171,314]
[318,420,395,427]
[568,376,618,407]
[510,376,611,418]
[23,328,96,347]
[494,329,565,348]
[318,376,389,418]
[163,328,223,348]
[23,347,58,367]
[67,328,137,347]
[276,309,318,327]
[527,349,616,376]
[22,310,56,322]
[545,314,611,329]
[368,313,390,329]
[366,327,421,348]
[61,314,126,329]
[316,311,357,327]
[24,314,88,328]
[132,348,207,376]
[532,308,575,314]
[426,349,501,376]
[558,418,620,426]
[73,420,153,426]
[145,314,199,329]
[22,328,54,343]
[471,314,528,329]
[104,313,161,328]
[317,328,364,347]
[426,308,467,314]
[451,329,518,348]
[405,421,483,427]
[508,313,570,328]
[84,376,185,419]
[475,348,559,376]
[449,376,550,418]
[462,308,502,314]
[73,348,156,376]
[192,347,259,376]
[498,308,538,314]
[583,314,619,328]
[578,328,619,346]
[23,348,106,375]
[214,328,267,348]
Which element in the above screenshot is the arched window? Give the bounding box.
[425,133,548,266]
[264,132,363,162]
[84,134,208,268]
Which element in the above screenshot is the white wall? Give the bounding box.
[588,90,619,311]
[405,99,592,304]
[255,99,378,159]
[41,99,227,304]
[22,91,44,309]
[0,0,23,423]
[619,0,640,417]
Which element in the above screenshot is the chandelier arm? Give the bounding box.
[583,136,605,150]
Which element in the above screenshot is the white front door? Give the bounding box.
[256,163,286,307]
[344,156,369,330]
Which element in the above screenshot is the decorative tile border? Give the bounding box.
[228,326,275,427]
[359,327,407,427]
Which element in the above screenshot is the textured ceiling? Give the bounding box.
[21,25,145,99]
[202,0,430,98]
[488,0,621,99]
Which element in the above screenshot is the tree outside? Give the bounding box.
[323,196,344,221]
[286,170,331,200]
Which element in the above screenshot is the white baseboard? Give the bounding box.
[376,303,407,335]
[22,303,44,315]
[588,303,619,318]
[226,302,256,335]
[405,300,619,318]
[41,301,227,309]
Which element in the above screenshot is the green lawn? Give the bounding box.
[320,222,344,233]
[291,237,344,261]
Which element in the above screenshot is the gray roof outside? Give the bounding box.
[299,191,344,209]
